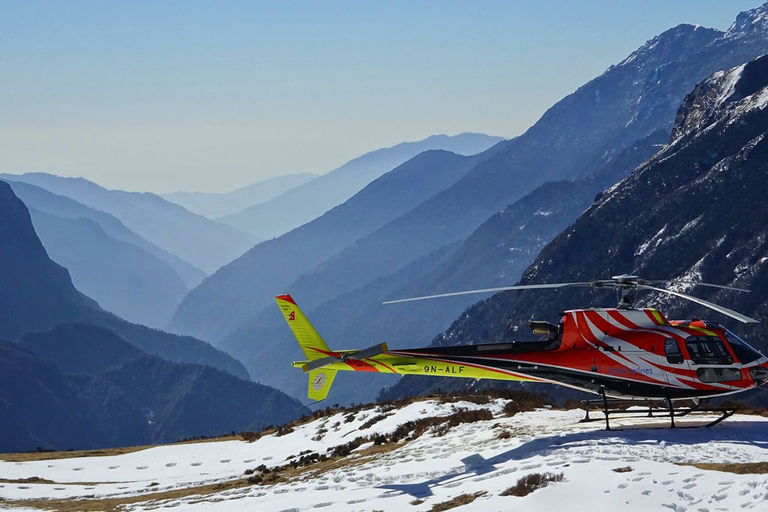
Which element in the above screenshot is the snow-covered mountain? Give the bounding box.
[384,50,768,403]
[170,3,768,407]
[2,394,767,511]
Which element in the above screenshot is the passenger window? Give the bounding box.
[664,338,683,364]
[697,367,741,383]
[685,336,733,365]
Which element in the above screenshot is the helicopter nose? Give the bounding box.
[749,364,768,387]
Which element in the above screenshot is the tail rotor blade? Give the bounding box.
[304,354,341,372]
[302,342,388,372]
[352,342,388,360]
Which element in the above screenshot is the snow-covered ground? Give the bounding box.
[2,398,768,512]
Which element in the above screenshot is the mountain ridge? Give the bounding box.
[0,172,255,273]
[170,149,486,342]
[217,133,505,239]
[162,172,318,219]
[3,179,206,288]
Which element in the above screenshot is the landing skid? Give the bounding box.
[579,392,734,430]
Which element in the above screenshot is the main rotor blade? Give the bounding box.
[639,285,759,324]
[383,282,593,305]
[646,280,750,293]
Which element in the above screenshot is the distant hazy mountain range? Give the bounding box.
[169,149,493,342]
[0,172,255,274]
[0,181,306,452]
[216,133,506,240]
[2,180,199,327]
[169,3,768,404]
[162,172,317,219]
[385,48,768,403]
[0,179,247,376]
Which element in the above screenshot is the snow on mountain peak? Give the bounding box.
[615,24,720,69]
[727,2,768,38]
[671,53,768,142]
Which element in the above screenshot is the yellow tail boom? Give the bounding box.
[275,294,537,401]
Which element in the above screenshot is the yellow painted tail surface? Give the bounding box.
[275,294,331,360]
[307,368,338,401]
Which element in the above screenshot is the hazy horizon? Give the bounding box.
[1,0,761,193]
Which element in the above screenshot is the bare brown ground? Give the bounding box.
[0,478,252,512]
[0,437,404,512]
[0,436,243,463]
[679,462,768,474]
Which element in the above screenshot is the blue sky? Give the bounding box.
[0,1,761,192]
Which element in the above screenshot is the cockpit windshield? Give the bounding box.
[724,330,764,364]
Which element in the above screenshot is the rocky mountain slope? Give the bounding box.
[0,331,307,452]
[217,133,505,239]
[28,210,189,328]
[385,50,768,402]
[0,173,255,273]
[0,183,307,450]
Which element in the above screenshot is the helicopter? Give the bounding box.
[275,275,768,427]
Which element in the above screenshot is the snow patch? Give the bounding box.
[3,401,768,512]
[635,225,668,256]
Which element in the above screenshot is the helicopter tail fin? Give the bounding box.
[307,368,338,402]
[276,294,339,401]
[275,294,331,361]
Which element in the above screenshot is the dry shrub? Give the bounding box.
[496,430,512,440]
[329,436,369,458]
[563,398,585,410]
[274,425,294,437]
[389,408,493,443]
[718,401,768,417]
[359,414,388,430]
[501,472,564,497]
[503,391,549,417]
[239,431,261,442]
[430,491,486,511]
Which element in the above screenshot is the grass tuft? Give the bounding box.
[500,472,564,497]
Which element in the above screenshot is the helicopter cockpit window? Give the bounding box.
[685,336,733,365]
[664,338,683,364]
[723,330,763,364]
